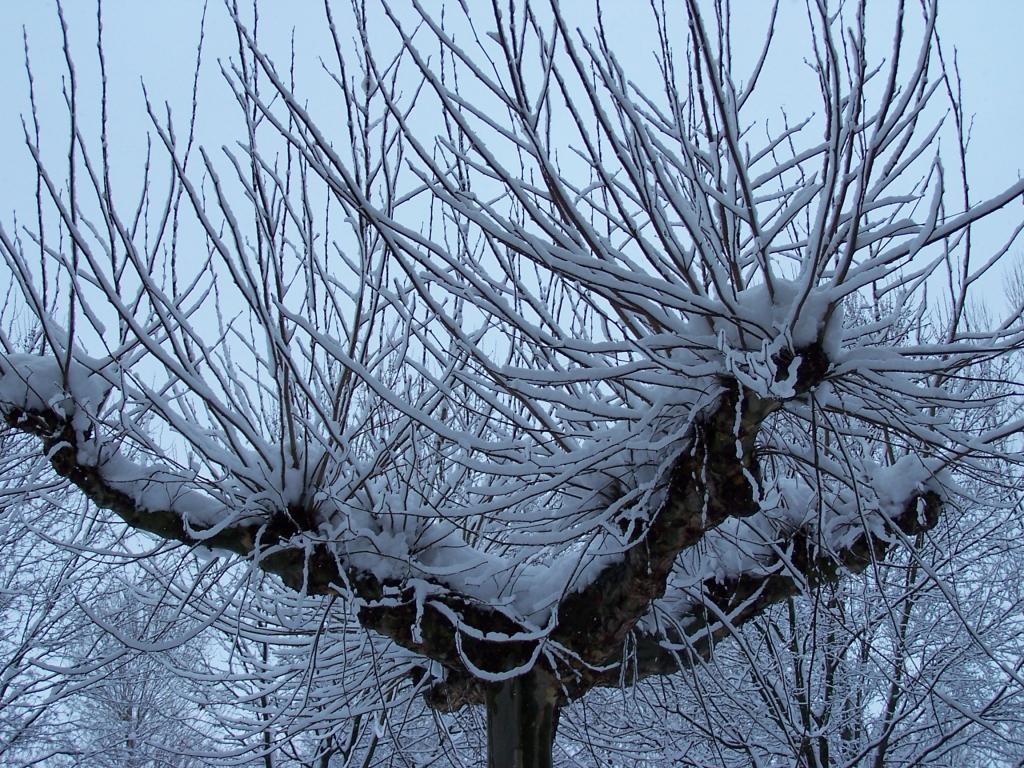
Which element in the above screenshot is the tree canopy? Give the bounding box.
[1,1,1023,766]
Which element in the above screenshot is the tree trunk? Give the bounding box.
[485,667,560,768]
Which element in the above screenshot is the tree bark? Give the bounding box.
[485,667,560,768]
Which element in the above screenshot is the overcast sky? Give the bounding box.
[0,1,1022,301]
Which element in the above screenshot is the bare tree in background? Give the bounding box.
[0,433,219,767]
[1,1,1023,766]
[0,437,92,766]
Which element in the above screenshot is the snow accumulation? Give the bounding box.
[714,278,844,398]
[0,353,111,423]
[639,455,948,642]
[0,314,943,636]
[0,353,230,528]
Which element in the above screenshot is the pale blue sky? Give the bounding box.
[1,1,1021,297]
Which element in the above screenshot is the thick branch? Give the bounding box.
[3,401,537,679]
[426,487,941,708]
[4,343,946,710]
[5,406,339,592]
[552,345,831,667]
[587,488,942,691]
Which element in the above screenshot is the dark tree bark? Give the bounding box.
[485,667,561,768]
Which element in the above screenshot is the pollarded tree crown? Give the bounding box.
[0,0,1021,746]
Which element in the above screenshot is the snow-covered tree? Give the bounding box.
[1,2,1023,765]
[0,433,217,767]
[0,436,91,766]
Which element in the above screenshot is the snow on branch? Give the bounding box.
[2,0,1022,713]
